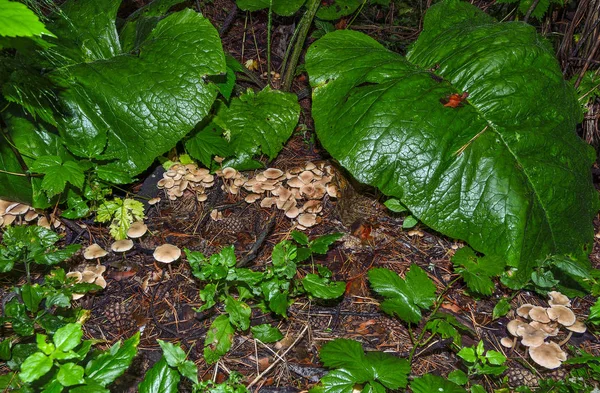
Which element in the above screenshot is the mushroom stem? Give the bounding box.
[558,331,572,346]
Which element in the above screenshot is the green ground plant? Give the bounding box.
[186,231,344,363]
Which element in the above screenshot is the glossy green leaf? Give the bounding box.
[588,298,600,325]
[368,265,436,324]
[364,351,409,389]
[236,0,306,16]
[29,155,85,198]
[0,339,11,361]
[306,0,597,289]
[317,369,360,393]
[452,247,505,296]
[447,370,468,385]
[319,339,365,369]
[86,332,140,386]
[492,298,511,320]
[21,284,43,313]
[310,233,343,254]
[57,363,85,386]
[19,352,53,383]
[44,2,225,176]
[204,315,234,364]
[157,340,186,368]
[251,324,283,343]
[177,360,198,385]
[224,296,251,331]
[383,198,408,213]
[316,0,363,20]
[138,358,180,393]
[302,274,345,299]
[410,374,467,393]
[185,121,231,169]
[0,0,54,38]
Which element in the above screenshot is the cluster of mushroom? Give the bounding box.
[67,264,107,300]
[217,163,339,229]
[0,199,62,229]
[501,291,586,369]
[157,163,215,202]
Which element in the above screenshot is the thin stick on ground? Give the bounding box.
[247,324,309,388]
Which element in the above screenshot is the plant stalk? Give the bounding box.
[282,0,320,92]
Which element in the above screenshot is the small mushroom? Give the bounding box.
[264,168,284,179]
[528,342,567,369]
[6,203,30,215]
[222,167,237,179]
[297,213,317,228]
[516,324,548,347]
[529,306,551,323]
[111,239,134,253]
[500,337,515,348]
[507,319,528,337]
[530,321,559,336]
[84,244,109,260]
[153,244,181,264]
[547,305,576,327]
[516,304,535,318]
[127,222,148,238]
[245,194,261,203]
[565,320,586,334]
[548,291,571,307]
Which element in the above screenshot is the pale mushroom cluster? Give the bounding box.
[156,163,215,202]
[0,199,62,229]
[157,162,339,230]
[501,291,586,369]
[67,264,107,300]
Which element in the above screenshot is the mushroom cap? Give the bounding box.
[500,337,514,348]
[245,194,261,203]
[111,239,134,252]
[94,275,107,289]
[297,213,317,228]
[263,168,284,179]
[84,244,109,259]
[127,222,148,238]
[516,324,548,347]
[530,321,559,336]
[565,320,586,333]
[547,305,576,326]
[153,244,181,263]
[222,167,238,179]
[66,271,83,282]
[81,270,97,283]
[6,203,30,215]
[285,206,301,219]
[517,304,535,318]
[548,291,571,307]
[528,342,567,369]
[529,306,551,323]
[86,264,106,276]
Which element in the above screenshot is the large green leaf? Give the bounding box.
[46,0,224,175]
[306,0,597,288]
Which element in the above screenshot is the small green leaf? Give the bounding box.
[485,350,506,366]
[251,324,283,343]
[475,340,484,357]
[319,339,365,369]
[410,374,467,393]
[30,156,85,197]
[452,247,505,296]
[36,334,54,355]
[588,297,600,325]
[384,198,408,213]
[268,291,290,318]
[309,233,343,254]
[302,274,345,299]
[53,323,83,352]
[19,352,53,383]
[457,347,476,363]
[157,340,186,368]
[291,231,310,246]
[0,0,55,39]
[139,358,180,393]
[402,215,418,229]
[197,283,217,311]
[224,296,251,331]
[204,315,234,364]
[177,360,198,385]
[57,363,85,386]
[470,385,487,393]
[21,284,44,313]
[492,298,511,320]
[447,369,468,385]
[0,339,11,361]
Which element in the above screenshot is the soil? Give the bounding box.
[2,0,600,392]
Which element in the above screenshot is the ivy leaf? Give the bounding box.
[139,358,180,393]
[251,324,283,343]
[368,265,436,324]
[29,155,85,198]
[204,315,234,364]
[86,332,140,386]
[452,247,505,296]
[302,274,345,300]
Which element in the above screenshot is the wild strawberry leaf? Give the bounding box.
[368,265,436,324]
[0,0,54,39]
[29,155,85,198]
[452,247,505,296]
[306,0,597,289]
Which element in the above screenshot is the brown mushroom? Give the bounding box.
[516,324,548,347]
[153,244,181,264]
[127,222,148,238]
[264,168,284,179]
[548,291,571,307]
[529,306,551,323]
[111,239,134,253]
[245,194,261,203]
[500,337,515,348]
[516,304,534,319]
[547,305,576,327]
[84,244,108,260]
[507,319,528,337]
[565,320,586,334]
[528,342,567,369]
[297,213,317,228]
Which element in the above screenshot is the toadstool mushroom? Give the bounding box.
[528,342,567,369]
[111,239,134,253]
[127,222,148,239]
[84,244,109,260]
[548,291,571,307]
[547,305,576,327]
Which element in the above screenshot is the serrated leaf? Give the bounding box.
[86,332,140,386]
[30,155,85,197]
[306,1,597,290]
[138,358,180,393]
[251,324,283,343]
[302,274,345,299]
[291,231,310,246]
[452,247,505,296]
[185,122,231,168]
[364,351,409,389]
[368,265,435,324]
[204,315,234,364]
[19,352,53,383]
[457,347,476,363]
[485,350,506,365]
[0,0,54,39]
[319,339,365,369]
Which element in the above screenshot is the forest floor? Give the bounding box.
[2,0,600,392]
